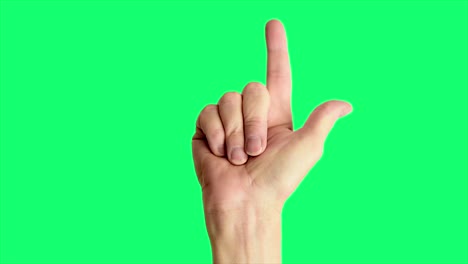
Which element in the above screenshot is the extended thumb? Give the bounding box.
[298,100,352,145]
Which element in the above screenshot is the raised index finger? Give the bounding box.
[266,19,292,129]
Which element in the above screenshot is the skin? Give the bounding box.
[192,19,352,263]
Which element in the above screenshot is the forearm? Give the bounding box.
[204,204,282,263]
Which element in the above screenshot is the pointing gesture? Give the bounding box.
[266,19,293,130]
[192,20,352,263]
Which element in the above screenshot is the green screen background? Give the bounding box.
[1,0,467,263]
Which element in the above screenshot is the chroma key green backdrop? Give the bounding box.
[1,0,467,263]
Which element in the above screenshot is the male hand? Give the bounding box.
[192,20,352,263]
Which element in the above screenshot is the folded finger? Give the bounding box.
[196,104,225,157]
[218,92,248,165]
[242,82,269,156]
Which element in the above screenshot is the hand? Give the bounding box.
[192,20,352,263]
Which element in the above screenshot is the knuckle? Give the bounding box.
[268,68,291,79]
[201,104,217,115]
[244,117,266,130]
[219,92,241,104]
[227,124,243,135]
[243,82,265,94]
[208,128,225,142]
[227,131,244,143]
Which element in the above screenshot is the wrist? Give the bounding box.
[204,202,282,263]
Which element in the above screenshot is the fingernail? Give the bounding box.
[230,147,247,164]
[246,136,262,155]
[217,145,225,156]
